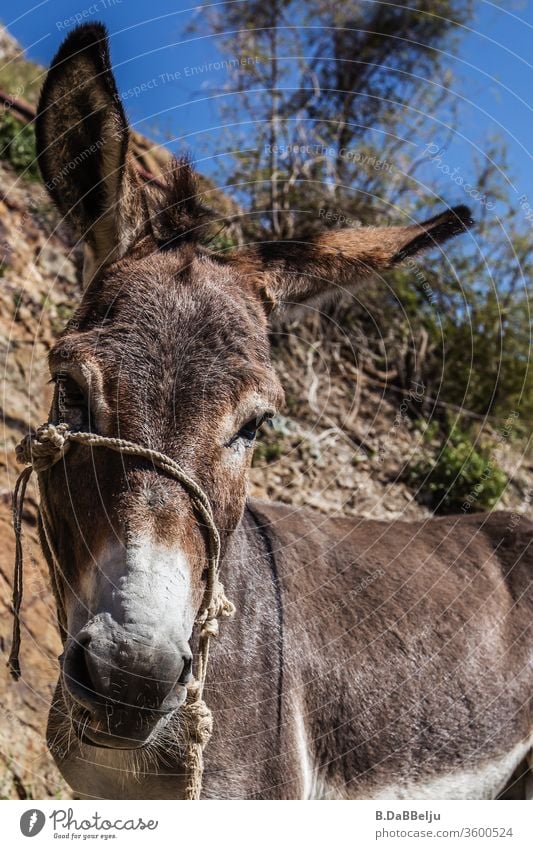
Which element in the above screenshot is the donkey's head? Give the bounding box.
[36,24,472,753]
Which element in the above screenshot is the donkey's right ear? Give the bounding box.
[36,23,147,284]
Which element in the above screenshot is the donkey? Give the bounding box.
[18,23,531,799]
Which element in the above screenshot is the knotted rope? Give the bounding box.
[10,422,235,800]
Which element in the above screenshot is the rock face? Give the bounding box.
[0,29,87,797]
[0,160,77,799]
[0,26,531,802]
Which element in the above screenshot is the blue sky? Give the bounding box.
[1,0,532,210]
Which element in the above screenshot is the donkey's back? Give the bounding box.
[252,503,533,799]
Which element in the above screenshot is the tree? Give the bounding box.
[190,0,473,237]
[189,0,533,434]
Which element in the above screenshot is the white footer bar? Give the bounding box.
[3,799,532,849]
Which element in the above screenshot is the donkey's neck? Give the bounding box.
[198,503,289,797]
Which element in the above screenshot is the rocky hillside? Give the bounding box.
[0,153,74,798]
[0,25,531,799]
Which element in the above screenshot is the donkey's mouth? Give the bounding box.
[72,708,163,751]
[79,726,150,751]
[71,692,190,752]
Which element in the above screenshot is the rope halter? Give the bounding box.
[10,422,235,800]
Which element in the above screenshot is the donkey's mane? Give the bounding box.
[146,157,215,248]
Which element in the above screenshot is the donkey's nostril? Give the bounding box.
[178,654,193,685]
[63,635,100,705]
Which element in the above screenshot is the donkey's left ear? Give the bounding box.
[241,205,473,310]
[36,23,147,284]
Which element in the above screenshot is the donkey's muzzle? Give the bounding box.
[62,622,192,747]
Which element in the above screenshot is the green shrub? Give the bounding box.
[0,56,44,106]
[408,426,507,514]
[0,112,39,178]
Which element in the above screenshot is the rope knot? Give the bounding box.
[198,579,236,638]
[181,681,214,800]
[16,423,71,472]
[183,681,214,747]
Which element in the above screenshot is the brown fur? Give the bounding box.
[30,23,531,799]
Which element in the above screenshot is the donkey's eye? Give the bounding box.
[238,419,260,441]
[53,374,88,427]
[55,374,85,406]
[230,413,273,446]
